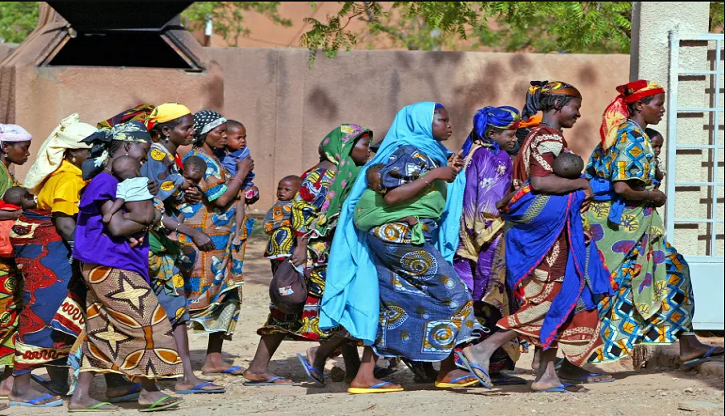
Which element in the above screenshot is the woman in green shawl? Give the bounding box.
[243,124,372,385]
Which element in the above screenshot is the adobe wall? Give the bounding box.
[5,46,629,212]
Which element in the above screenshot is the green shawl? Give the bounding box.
[311,124,372,237]
[353,180,447,244]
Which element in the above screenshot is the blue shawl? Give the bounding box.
[504,185,614,349]
[319,102,466,345]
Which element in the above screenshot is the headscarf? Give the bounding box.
[148,103,192,130]
[309,124,372,238]
[80,121,152,180]
[522,80,582,121]
[23,114,96,194]
[97,104,156,130]
[600,79,665,150]
[192,110,226,143]
[460,106,520,158]
[0,124,32,143]
[320,102,466,345]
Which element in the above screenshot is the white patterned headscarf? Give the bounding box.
[192,110,226,146]
[0,124,32,143]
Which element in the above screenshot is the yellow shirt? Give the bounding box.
[36,160,88,215]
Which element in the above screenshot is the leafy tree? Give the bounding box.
[181,2,292,46]
[0,2,39,44]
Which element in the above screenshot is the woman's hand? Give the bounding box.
[191,230,215,251]
[649,189,667,207]
[291,244,307,267]
[184,186,202,205]
[147,180,159,196]
[237,157,255,175]
[431,167,458,183]
[580,180,594,213]
[448,152,465,173]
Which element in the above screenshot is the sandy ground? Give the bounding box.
[8,234,724,415]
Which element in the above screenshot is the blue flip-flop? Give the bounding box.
[562,372,615,384]
[177,382,226,395]
[9,392,64,407]
[534,383,589,394]
[30,374,70,396]
[202,365,245,376]
[107,383,142,403]
[454,351,493,389]
[296,353,325,386]
[243,376,295,386]
[682,346,724,370]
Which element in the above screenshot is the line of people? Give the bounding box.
[0,78,720,411]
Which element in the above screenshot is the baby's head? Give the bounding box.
[553,152,584,179]
[182,155,206,187]
[645,128,663,158]
[3,186,36,210]
[111,156,141,181]
[277,175,301,202]
[366,164,386,194]
[225,120,247,153]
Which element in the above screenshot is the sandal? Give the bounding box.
[139,396,182,413]
[68,402,118,412]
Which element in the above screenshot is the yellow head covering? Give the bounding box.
[24,113,96,194]
[148,103,192,128]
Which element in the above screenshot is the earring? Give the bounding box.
[164,135,170,142]
[72,156,77,163]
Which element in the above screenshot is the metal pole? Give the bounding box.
[665,29,679,239]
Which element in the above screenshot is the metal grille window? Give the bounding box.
[666,31,724,330]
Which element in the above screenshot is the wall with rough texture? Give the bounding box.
[631,1,722,258]
[4,46,629,212]
[206,47,630,212]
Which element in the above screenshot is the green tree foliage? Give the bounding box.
[0,2,39,44]
[181,2,292,46]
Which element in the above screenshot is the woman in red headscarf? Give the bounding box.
[586,80,723,368]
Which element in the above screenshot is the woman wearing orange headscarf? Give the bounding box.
[586,80,723,368]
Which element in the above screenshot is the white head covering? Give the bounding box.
[0,124,32,143]
[24,113,96,194]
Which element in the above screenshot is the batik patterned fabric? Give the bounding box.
[78,264,182,378]
[142,143,185,208]
[499,127,613,366]
[0,164,20,366]
[586,120,694,363]
[257,167,337,341]
[263,200,295,260]
[364,145,482,360]
[149,232,188,329]
[179,148,251,336]
[10,209,77,374]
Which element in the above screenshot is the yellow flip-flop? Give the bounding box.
[348,382,404,394]
[434,375,480,388]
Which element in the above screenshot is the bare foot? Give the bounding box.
[349,374,402,390]
[137,389,182,407]
[241,370,294,384]
[175,374,224,392]
[460,343,493,387]
[558,359,613,383]
[436,369,476,385]
[0,375,13,398]
[9,385,61,406]
[68,397,118,411]
[201,364,246,375]
[679,335,725,362]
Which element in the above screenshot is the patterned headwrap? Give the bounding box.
[97,104,156,130]
[600,79,665,150]
[460,106,520,158]
[522,80,582,121]
[193,110,227,144]
[309,124,372,237]
[81,121,151,180]
[24,114,96,194]
[0,124,32,143]
[148,103,192,130]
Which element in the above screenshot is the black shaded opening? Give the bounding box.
[47,32,192,69]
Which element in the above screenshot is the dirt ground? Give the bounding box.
[9,234,724,415]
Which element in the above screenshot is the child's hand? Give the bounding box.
[181,178,191,191]
[102,213,112,224]
[584,229,592,245]
[184,187,203,205]
[128,235,144,248]
[232,233,241,247]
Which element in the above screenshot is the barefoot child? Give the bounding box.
[218,120,258,246]
[263,176,302,272]
[102,156,155,225]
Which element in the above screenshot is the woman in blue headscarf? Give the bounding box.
[453,106,525,385]
[321,102,483,393]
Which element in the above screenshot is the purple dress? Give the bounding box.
[453,142,520,374]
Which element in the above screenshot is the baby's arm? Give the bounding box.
[103,198,127,224]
